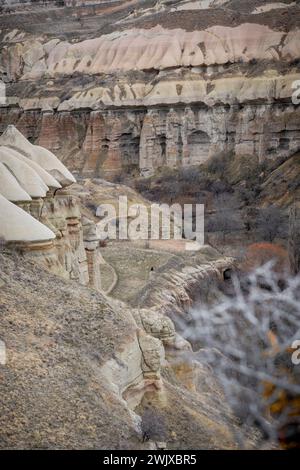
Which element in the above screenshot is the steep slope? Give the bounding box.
[0,251,139,449]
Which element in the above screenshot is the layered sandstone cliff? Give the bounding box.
[0,0,299,178]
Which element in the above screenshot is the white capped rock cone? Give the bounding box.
[0,125,76,187]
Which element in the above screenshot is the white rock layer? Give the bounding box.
[0,193,55,243]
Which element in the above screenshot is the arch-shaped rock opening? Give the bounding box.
[188,130,210,164]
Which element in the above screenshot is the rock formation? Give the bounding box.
[289,200,300,274]
[0,125,102,290]
[0,1,300,178]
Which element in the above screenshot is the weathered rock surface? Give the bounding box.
[0,252,141,449]
[0,251,242,449]
[0,125,75,186]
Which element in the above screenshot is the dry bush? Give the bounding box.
[141,407,167,442]
[206,151,232,176]
[0,237,6,252]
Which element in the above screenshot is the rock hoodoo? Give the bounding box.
[0,125,102,291]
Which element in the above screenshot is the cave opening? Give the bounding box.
[177,132,183,167]
[279,137,289,151]
[119,133,140,174]
[158,135,167,167]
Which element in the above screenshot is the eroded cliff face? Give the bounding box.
[0,0,299,178]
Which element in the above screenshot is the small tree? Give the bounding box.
[240,187,260,206]
[210,179,232,196]
[141,407,167,443]
[135,178,151,194]
[207,211,243,241]
[242,242,290,273]
[206,151,231,176]
[243,206,259,234]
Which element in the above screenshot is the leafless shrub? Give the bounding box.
[141,407,167,443]
[86,202,98,214]
[239,187,260,206]
[179,264,300,448]
[289,202,300,275]
[257,205,287,242]
[243,206,259,233]
[112,173,125,184]
[210,179,232,195]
